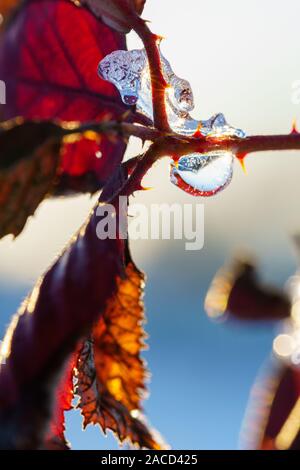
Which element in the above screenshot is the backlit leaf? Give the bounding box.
[43,353,78,450]
[76,255,163,449]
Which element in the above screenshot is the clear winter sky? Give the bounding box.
[1,0,300,449]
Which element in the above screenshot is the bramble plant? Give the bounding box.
[0,0,299,450]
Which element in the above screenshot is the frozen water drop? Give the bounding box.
[122,92,138,105]
[170,151,234,197]
[98,48,194,120]
[98,49,146,107]
[199,113,246,139]
[161,54,194,114]
[98,49,246,142]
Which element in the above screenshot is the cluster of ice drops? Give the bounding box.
[98,47,246,196]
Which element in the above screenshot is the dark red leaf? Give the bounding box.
[0,0,128,192]
[43,352,78,450]
[0,165,128,449]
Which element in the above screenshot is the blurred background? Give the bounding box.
[0,0,300,449]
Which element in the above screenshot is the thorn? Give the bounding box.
[193,122,203,139]
[171,154,180,163]
[237,153,248,174]
[154,34,165,44]
[239,159,247,174]
[131,182,152,194]
[291,118,299,135]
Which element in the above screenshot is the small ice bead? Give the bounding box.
[170,151,234,196]
[167,78,194,113]
[200,113,246,139]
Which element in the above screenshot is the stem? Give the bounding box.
[133,19,171,132]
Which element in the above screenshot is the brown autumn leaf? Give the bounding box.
[0,120,64,238]
[205,257,291,321]
[76,257,163,449]
[82,0,146,33]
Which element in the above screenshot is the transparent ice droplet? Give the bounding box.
[98,48,194,119]
[169,113,246,139]
[199,113,246,139]
[98,49,146,106]
[98,49,246,140]
[170,151,234,196]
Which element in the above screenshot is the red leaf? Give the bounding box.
[43,352,78,450]
[0,0,128,191]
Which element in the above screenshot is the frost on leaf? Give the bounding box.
[76,258,163,449]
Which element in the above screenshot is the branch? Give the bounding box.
[3,118,300,201]
[68,121,300,155]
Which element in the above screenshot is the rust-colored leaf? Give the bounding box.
[76,257,163,449]
[205,257,291,321]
